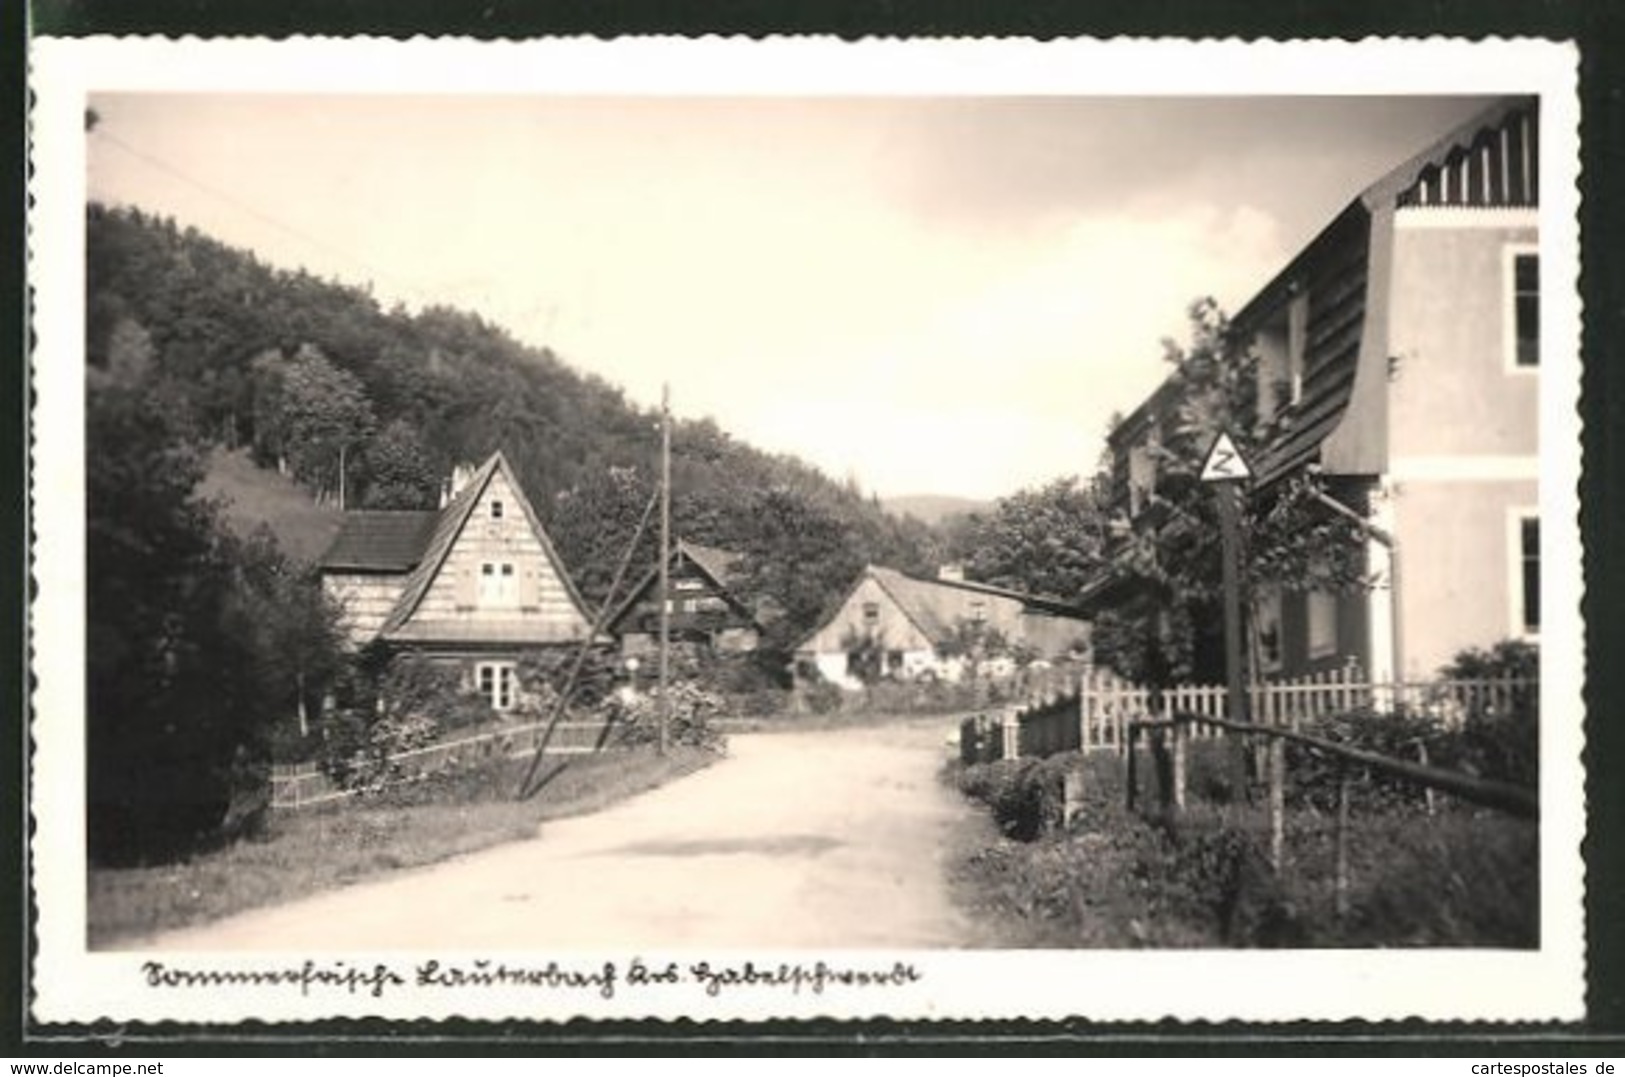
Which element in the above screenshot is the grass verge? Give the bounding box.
[945,751,1538,949]
[89,745,717,948]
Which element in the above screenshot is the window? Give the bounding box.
[479,561,518,607]
[969,599,987,624]
[1506,248,1540,370]
[490,500,504,519]
[1307,591,1339,659]
[1516,514,1540,636]
[476,661,516,711]
[1514,254,1539,367]
[1286,292,1309,405]
[1255,589,1284,674]
[861,601,881,626]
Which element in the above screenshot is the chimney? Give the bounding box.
[440,462,477,508]
[938,564,965,583]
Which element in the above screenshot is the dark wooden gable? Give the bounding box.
[606,541,760,643]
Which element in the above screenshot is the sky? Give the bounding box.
[85,93,1496,501]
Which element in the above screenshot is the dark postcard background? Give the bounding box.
[13,0,1625,1055]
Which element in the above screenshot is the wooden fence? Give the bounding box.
[975,660,1537,768]
[957,660,1539,920]
[270,719,614,809]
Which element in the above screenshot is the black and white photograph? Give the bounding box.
[27,37,1584,1025]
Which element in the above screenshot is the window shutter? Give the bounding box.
[455,562,477,610]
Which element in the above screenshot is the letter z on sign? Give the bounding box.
[1200,432,1252,483]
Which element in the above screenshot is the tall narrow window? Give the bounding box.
[1519,515,1540,635]
[1513,252,1540,368]
[477,661,516,710]
[1287,292,1309,405]
[490,499,504,519]
[1307,591,1339,659]
[1255,589,1284,674]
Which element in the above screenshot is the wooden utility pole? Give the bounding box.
[658,383,671,757]
[1201,431,1253,795]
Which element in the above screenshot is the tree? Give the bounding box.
[731,485,867,651]
[360,418,440,509]
[546,465,660,614]
[952,476,1111,601]
[249,345,376,503]
[86,385,257,861]
[1090,298,1370,687]
[222,527,348,740]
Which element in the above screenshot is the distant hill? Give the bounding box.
[882,494,992,525]
[198,447,344,564]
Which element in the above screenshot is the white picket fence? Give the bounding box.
[993,661,1536,764]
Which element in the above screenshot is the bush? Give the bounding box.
[267,721,323,765]
[955,756,1075,842]
[798,678,844,715]
[602,681,729,754]
[316,705,440,792]
[1162,811,1305,946]
[1286,707,1443,814]
[517,646,621,710]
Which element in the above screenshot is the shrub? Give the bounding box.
[267,721,323,765]
[1285,707,1443,814]
[517,646,621,710]
[954,756,1075,842]
[798,678,845,715]
[316,705,440,793]
[1163,811,1305,946]
[602,681,729,754]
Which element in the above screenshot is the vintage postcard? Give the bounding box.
[26,36,1584,1028]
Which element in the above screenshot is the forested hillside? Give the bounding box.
[86,203,939,637]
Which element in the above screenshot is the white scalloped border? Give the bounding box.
[26,34,1585,1027]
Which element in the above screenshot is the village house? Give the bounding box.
[796,565,1092,690]
[1095,96,1541,684]
[318,449,597,711]
[605,540,768,659]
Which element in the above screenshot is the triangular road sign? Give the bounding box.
[1200,431,1252,483]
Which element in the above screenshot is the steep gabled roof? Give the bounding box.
[679,542,743,587]
[376,450,591,637]
[897,568,1089,620]
[1234,96,1539,488]
[798,565,1089,652]
[604,539,759,634]
[319,510,440,572]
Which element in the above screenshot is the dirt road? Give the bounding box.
[140,718,988,950]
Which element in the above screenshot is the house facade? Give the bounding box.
[606,540,765,659]
[1097,97,1542,684]
[319,450,596,711]
[795,565,1091,689]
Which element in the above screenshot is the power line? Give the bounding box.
[92,127,402,297]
